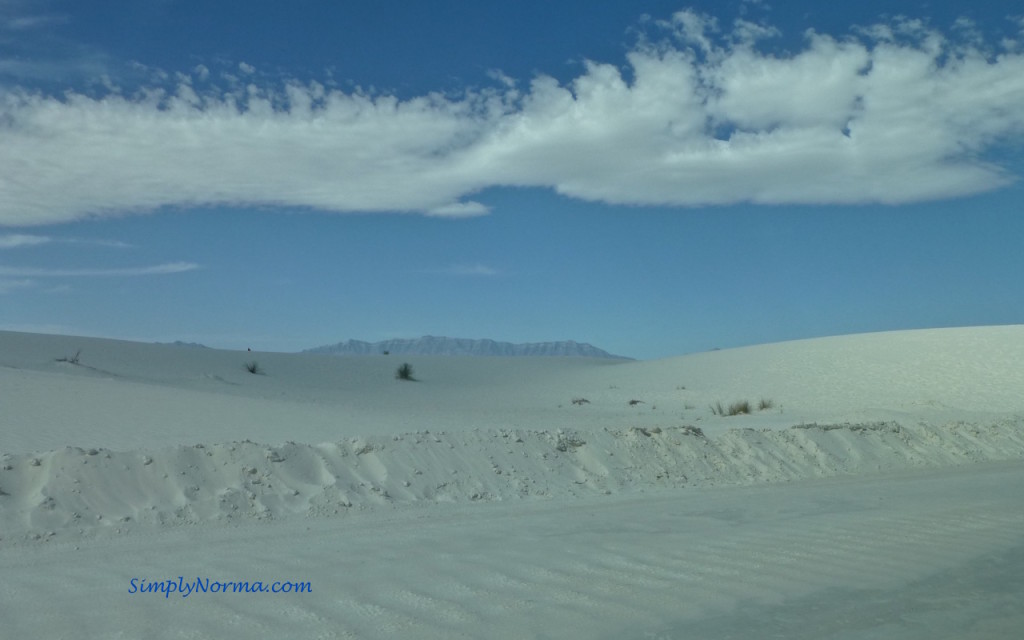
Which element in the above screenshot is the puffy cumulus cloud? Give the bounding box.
[2,13,1024,226]
[0,79,503,225]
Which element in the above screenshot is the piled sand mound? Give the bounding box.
[4,418,1022,544]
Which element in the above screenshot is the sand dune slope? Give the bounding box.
[1,326,1023,638]
[2,325,1022,453]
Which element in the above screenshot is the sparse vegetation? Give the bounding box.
[244,361,263,375]
[395,362,416,381]
[710,398,775,416]
[628,399,644,406]
[728,400,752,415]
[710,400,751,416]
[571,397,590,406]
[55,349,82,365]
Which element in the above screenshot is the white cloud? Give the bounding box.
[434,264,499,277]
[0,262,199,276]
[417,263,500,277]
[0,55,110,83]
[0,322,78,334]
[658,9,720,55]
[0,277,33,292]
[0,233,50,248]
[4,14,65,30]
[0,233,131,248]
[78,237,132,248]
[426,201,490,217]
[1,14,1023,226]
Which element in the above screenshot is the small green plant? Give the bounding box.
[245,361,263,375]
[395,362,416,381]
[56,349,82,365]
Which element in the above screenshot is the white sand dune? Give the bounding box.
[1,325,1023,638]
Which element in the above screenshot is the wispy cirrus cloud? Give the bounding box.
[0,321,77,333]
[3,13,66,31]
[0,0,108,82]
[0,233,50,248]
[0,262,199,277]
[1,12,1023,226]
[430,264,500,277]
[0,277,33,292]
[0,233,132,249]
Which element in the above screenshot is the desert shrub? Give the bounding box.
[56,349,82,365]
[571,397,590,406]
[711,400,752,416]
[628,399,644,406]
[395,362,416,381]
[245,361,263,375]
[758,398,775,411]
[727,400,751,415]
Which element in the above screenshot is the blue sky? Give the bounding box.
[1,0,1023,359]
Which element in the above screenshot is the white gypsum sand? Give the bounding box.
[0,325,1022,638]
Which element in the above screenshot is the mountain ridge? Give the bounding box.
[302,336,631,359]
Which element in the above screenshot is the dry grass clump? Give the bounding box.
[710,399,774,416]
[571,397,590,406]
[244,361,263,375]
[395,362,416,381]
[727,400,751,415]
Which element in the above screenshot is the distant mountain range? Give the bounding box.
[157,341,210,349]
[302,336,631,359]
